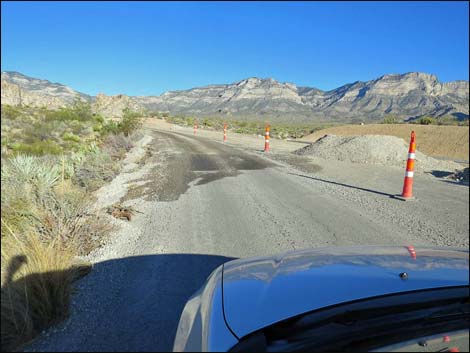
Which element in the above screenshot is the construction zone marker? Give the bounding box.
[223,123,227,143]
[395,131,416,201]
[194,120,198,135]
[264,124,270,152]
[406,246,417,260]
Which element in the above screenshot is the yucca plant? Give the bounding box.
[5,155,61,191]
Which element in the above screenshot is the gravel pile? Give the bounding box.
[295,134,462,172]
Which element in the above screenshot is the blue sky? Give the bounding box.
[1,1,469,96]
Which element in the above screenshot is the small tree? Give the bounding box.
[118,108,142,136]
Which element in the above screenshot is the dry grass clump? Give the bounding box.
[1,154,110,350]
[1,224,77,352]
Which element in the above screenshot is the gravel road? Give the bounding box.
[26,127,469,352]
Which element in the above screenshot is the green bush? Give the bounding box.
[436,115,466,126]
[11,141,64,156]
[117,108,142,136]
[202,118,214,127]
[1,105,22,120]
[62,132,81,143]
[382,115,400,124]
[418,116,436,125]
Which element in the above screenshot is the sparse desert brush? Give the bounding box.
[1,103,106,157]
[73,149,120,192]
[1,105,22,120]
[1,103,139,350]
[11,140,64,156]
[1,222,78,352]
[102,133,134,159]
[34,188,113,254]
[381,115,401,124]
[1,155,112,254]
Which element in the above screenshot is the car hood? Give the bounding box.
[221,246,469,338]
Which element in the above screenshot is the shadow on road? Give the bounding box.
[288,172,395,198]
[426,168,469,187]
[427,170,455,178]
[14,253,236,352]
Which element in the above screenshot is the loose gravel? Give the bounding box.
[295,134,463,172]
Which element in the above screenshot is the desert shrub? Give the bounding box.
[1,155,111,251]
[382,115,400,124]
[101,133,134,160]
[62,132,81,143]
[1,105,22,120]
[418,116,436,125]
[459,119,469,126]
[117,108,142,136]
[202,118,214,127]
[1,155,61,235]
[11,141,63,156]
[101,120,120,136]
[1,104,106,157]
[73,150,120,192]
[44,99,96,123]
[436,115,468,126]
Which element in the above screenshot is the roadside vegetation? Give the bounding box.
[1,101,142,351]
[149,112,337,139]
[382,114,469,126]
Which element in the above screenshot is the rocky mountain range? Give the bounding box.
[1,71,468,122]
[1,71,90,109]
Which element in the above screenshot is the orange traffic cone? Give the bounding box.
[223,123,227,143]
[395,131,416,201]
[406,245,417,260]
[264,124,270,152]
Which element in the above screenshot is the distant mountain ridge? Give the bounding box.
[1,71,468,122]
[1,71,91,109]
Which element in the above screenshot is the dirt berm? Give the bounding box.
[301,124,469,161]
[295,134,463,172]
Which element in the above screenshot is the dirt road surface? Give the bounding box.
[27,122,469,352]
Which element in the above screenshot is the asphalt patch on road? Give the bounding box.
[121,131,275,202]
